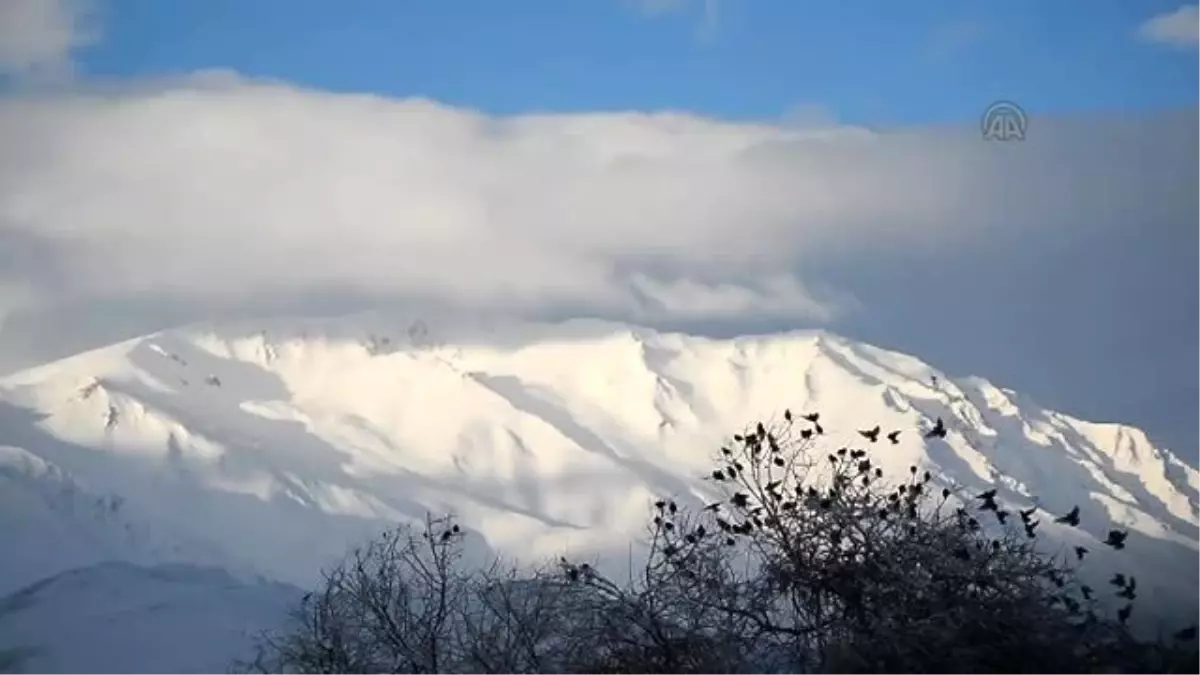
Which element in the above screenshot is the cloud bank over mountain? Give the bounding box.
[0,74,1194,457]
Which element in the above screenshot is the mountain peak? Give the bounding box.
[1,314,1196,629]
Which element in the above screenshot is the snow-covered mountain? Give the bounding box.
[1,313,1196,671]
[0,562,300,674]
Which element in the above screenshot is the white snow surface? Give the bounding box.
[0,561,300,673]
[0,313,1196,671]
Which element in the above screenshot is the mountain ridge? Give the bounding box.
[1,314,1196,651]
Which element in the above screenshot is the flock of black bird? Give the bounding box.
[675,408,1187,635]
[932,428,1144,624]
[965,486,1144,619]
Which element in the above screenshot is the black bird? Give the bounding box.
[799,428,813,439]
[702,502,721,512]
[1110,573,1126,587]
[995,510,1010,524]
[803,412,820,423]
[1054,505,1080,527]
[814,422,824,435]
[668,500,678,515]
[440,530,453,541]
[773,456,785,467]
[784,409,793,423]
[1174,625,1197,642]
[976,489,999,512]
[859,426,881,442]
[886,430,901,444]
[1074,546,1088,560]
[1104,529,1128,550]
[1024,519,1040,538]
[756,422,766,438]
[654,500,667,510]
[1019,506,1037,523]
[731,492,750,508]
[925,417,947,439]
[1117,604,1132,624]
[711,469,725,481]
[451,524,460,534]
[1116,577,1137,600]
[1080,585,1093,600]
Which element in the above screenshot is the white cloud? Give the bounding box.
[0,74,887,328]
[1137,5,1199,48]
[0,76,1190,333]
[0,74,1193,352]
[629,273,856,323]
[0,75,1194,457]
[0,0,99,82]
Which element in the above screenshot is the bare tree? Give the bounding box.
[239,413,1199,673]
[595,412,1199,672]
[236,515,667,674]
[237,514,475,673]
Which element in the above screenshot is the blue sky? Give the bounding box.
[71,0,1200,125]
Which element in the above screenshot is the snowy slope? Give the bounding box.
[0,561,300,673]
[0,313,1196,669]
